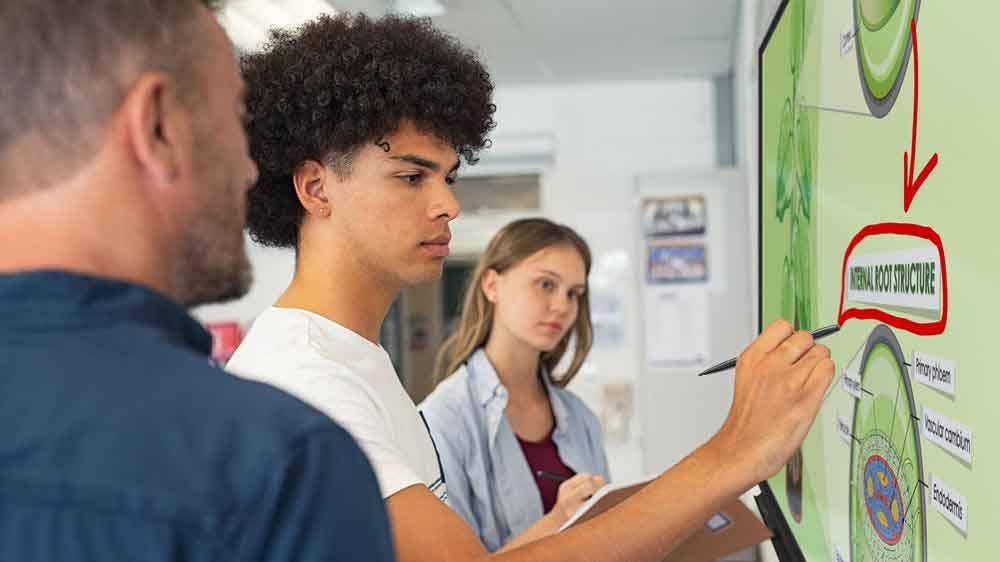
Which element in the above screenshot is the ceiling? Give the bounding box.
[223,0,740,85]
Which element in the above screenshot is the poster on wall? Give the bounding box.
[590,291,625,347]
[643,285,709,367]
[639,194,711,368]
[646,241,708,284]
[205,321,243,366]
[588,249,630,347]
[640,195,707,238]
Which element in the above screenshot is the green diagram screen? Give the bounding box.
[760,1,999,561]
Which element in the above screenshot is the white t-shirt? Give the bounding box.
[227,307,446,500]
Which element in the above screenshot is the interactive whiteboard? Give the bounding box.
[759,1,998,561]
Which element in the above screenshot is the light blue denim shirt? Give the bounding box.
[419,348,610,552]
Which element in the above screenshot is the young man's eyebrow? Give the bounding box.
[389,154,439,171]
[389,154,461,174]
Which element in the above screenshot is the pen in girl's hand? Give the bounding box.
[536,470,570,483]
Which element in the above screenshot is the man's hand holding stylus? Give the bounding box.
[704,318,836,489]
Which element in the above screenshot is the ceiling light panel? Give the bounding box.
[220,0,337,52]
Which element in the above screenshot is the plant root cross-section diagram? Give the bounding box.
[849,324,927,562]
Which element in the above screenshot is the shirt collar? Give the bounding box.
[468,348,571,435]
[0,269,212,355]
[471,348,505,407]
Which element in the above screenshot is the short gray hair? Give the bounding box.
[0,1,224,194]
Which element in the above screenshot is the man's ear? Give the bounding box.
[293,160,332,217]
[122,72,189,189]
[481,268,500,303]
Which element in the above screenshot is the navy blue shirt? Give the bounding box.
[0,271,395,561]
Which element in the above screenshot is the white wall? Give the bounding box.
[634,169,753,475]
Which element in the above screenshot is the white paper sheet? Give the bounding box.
[644,286,709,367]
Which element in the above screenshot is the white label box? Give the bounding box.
[845,246,941,311]
[837,414,853,445]
[922,407,973,464]
[930,474,968,534]
[842,369,862,400]
[913,351,957,397]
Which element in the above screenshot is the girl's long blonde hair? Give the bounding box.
[432,218,593,387]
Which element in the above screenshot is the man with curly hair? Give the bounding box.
[229,12,834,562]
[0,3,392,560]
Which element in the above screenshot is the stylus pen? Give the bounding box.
[697,323,841,377]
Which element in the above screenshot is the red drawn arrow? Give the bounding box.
[903,17,938,212]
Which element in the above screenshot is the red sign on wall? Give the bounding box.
[205,321,243,364]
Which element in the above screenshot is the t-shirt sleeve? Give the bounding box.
[234,426,395,562]
[247,355,424,499]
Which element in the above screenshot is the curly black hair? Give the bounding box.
[241,13,496,248]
